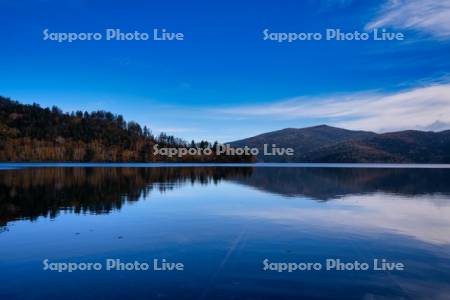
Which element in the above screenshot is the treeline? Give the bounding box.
[0,96,254,162]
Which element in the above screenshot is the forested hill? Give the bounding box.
[230,125,450,163]
[0,96,252,162]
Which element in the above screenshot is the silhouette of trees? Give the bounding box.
[0,96,255,162]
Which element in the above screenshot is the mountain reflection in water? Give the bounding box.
[1,166,450,227]
[0,165,450,300]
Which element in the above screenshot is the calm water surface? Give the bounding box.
[0,164,449,299]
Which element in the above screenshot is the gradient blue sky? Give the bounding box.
[1,0,450,141]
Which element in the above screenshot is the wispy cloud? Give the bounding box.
[216,83,450,132]
[366,0,450,39]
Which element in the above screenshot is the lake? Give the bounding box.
[0,164,449,299]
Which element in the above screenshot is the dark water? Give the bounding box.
[0,165,449,299]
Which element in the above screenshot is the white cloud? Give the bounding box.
[216,83,450,132]
[366,0,450,39]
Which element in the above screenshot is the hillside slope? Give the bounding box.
[0,96,252,162]
[230,125,450,163]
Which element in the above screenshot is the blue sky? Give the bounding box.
[1,0,450,142]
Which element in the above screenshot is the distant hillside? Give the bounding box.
[230,125,450,163]
[0,96,253,162]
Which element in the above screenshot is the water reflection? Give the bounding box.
[224,193,450,245]
[234,167,450,200]
[0,166,449,299]
[1,167,450,228]
[0,167,252,227]
[0,167,450,226]
[3,166,449,245]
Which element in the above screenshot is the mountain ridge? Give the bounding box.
[230,125,450,163]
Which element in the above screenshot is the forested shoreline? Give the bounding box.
[0,96,254,163]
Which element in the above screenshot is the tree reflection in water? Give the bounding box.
[1,166,450,228]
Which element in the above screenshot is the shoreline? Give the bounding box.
[2,162,450,169]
